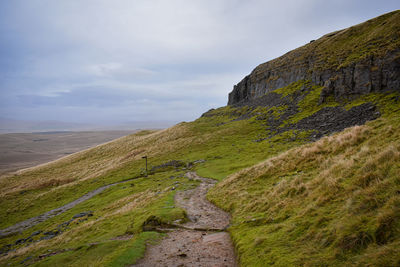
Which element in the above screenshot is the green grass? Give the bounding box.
[0,76,399,265]
[106,232,162,267]
[0,170,194,266]
[208,110,400,266]
[255,10,400,72]
[0,103,308,265]
[31,232,162,267]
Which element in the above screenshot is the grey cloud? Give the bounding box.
[0,0,398,125]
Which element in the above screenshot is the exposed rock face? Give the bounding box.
[229,51,400,105]
[228,11,400,105]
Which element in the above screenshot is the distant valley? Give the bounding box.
[0,131,135,175]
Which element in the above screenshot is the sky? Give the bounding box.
[0,0,398,127]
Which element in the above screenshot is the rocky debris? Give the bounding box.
[16,248,73,266]
[176,172,230,230]
[133,172,237,266]
[41,211,93,240]
[0,189,105,238]
[192,159,206,164]
[20,255,33,265]
[10,230,43,249]
[293,103,380,139]
[132,230,236,267]
[40,230,60,241]
[0,212,94,256]
[258,102,380,142]
[72,211,93,219]
[186,159,206,169]
[30,230,42,237]
[37,249,72,260]
[0,175,143,238]
[207,75,381,143]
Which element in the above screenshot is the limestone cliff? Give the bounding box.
[228,10,400,105]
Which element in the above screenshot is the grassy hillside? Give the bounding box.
[1,10,400,266]
[209,111,400,266]
[0,97,312,266]
[255,9,400,72]
[1,84,399,266]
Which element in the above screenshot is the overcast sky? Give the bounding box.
[0,0,398,126]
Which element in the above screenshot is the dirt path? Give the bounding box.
[132,172,237,267]
[0,178,137,238]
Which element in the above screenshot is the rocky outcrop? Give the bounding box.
[229,51,400,105]
[228,11,400,105]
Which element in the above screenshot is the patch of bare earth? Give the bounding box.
[132,172,237,267]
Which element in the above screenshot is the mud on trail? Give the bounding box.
[133,172,237,267]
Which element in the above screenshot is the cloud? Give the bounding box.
[0,0,398,125]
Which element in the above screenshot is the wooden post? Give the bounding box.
[142,156,148,175]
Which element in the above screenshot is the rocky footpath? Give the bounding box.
[133,172,237,267]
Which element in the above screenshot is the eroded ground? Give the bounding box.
[133,172,237,267]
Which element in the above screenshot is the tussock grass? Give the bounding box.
[0,170,191,266]
[0,82,399,265]
[209,114,400,266]
[2,100,303,265]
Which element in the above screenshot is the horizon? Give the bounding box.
[0,116,177,134]
[0,1,399,127]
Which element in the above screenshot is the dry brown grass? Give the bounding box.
[106,190,158,216]
[208,115,400,265]
[0,124,194,197]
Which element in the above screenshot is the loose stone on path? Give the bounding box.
[132,172,237,267]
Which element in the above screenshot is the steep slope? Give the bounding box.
[209,111,400,266]
[0,11,399,267]
[220,11,400,143]
[228,10,400,105]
